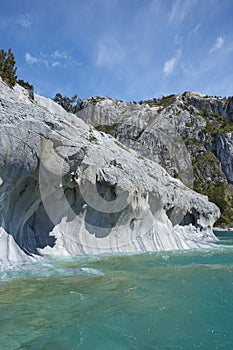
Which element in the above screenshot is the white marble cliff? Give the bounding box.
[0,78,220,270]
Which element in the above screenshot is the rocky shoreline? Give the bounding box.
[213,227,233,231]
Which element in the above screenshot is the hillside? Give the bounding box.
[76,93,233,227]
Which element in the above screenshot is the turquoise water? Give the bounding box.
[0,232,233,350]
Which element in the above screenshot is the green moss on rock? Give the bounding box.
[95,124,118,136]
[202,112,233,135]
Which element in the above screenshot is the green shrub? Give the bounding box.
[137,94,176,109]
[194,179,233,226]
[88,129,98,143]
[202,111,233,135]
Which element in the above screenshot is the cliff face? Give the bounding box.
[0,79,219,269]
[76,93,233,226]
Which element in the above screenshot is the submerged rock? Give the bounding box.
[0,78,220,269]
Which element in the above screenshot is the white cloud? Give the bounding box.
[16,14,32,28]
[169,0,197,24]
[25,50,81,68]
[52,61,61,67]
[25,52,49,66]
[163,50,181,76]
[51,50,69,60]
[209,36,225,53]
[25,52,38,65]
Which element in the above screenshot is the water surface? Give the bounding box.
[0,232,232,349]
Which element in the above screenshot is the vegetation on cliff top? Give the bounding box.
[138,94,176,110]
[0,48,34,99]
[0,48,17,88]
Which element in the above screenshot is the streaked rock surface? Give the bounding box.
[76,93,233,185]
[0,79,220,269]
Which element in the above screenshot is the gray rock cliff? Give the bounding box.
[76,93,233,226]
[77,93,233,182]
[0,79,220,269]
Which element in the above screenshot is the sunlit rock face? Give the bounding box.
[0,78,220,269]
[76,93,233,185]
[76,93,233,227]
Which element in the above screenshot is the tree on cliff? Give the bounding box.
[0,48,17,87]
[53,93,79,113]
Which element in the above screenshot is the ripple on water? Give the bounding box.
[0,245,232,349]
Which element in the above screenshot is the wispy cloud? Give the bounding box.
[174,34,183,46]
[209,36,225,53]
[25,50,81,68]
[16,14,32,28]
[96,38,125,68]
[169,0,197,24]
[51,50,70,60]
[25,52,49,66]
[188,23,201,37]
[25,52,39,64]
[163,50,182,76]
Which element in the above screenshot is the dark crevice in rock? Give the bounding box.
[166,207,198,227]
[179,211,197,226]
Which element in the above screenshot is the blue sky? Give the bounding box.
[0,0,232,101]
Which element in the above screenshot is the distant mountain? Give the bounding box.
[76,92,233,227]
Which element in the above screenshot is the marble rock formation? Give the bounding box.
[0,79,220,269]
